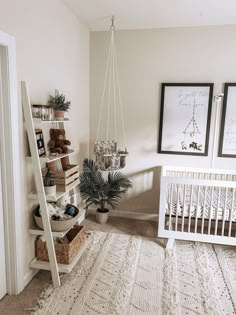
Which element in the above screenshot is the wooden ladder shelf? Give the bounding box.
[21,81,87,287]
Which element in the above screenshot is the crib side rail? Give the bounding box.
[162,166,236,181]
[158,176,236,246]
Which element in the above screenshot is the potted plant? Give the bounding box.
[79,158,132,224]
[48,94,71,121]
[44,169,56,195]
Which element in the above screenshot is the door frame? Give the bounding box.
[0,31,23,294]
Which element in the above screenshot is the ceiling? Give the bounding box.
[63,0,236,31]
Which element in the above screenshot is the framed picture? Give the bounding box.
[158,83,213,156]
[35,129,46,157]
[218,83,236,157]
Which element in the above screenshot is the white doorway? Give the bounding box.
[0,31,23,295]
[0,157,6,300]
[0,40,7,300]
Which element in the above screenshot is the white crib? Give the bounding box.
[158,166,236,246]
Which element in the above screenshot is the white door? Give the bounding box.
[0,48,7,300]
[0,158,6,300]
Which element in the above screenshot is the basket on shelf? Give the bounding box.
[33,206,80,232]
[35,225,86,264]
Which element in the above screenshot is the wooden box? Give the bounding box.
[35,225,86,264]
[51,164,80,192]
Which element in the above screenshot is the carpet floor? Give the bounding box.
[33,231,236,315]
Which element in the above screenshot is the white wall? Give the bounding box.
[90,25,236,214]
[0,0,89,288]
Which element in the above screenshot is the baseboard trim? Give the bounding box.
[87,208,158,222]
[23,269,39,288]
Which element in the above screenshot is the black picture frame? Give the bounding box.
[158,83,213,156]
[35,129,46,157]
[218,83,236,158]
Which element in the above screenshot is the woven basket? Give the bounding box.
[35,225,86,264]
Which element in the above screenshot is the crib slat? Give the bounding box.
[222,187,228,236]
[188,185,193,233]
[208,187,214,235]
[194,185,200,233]
[228,188,235,237]
[214,187,221,235]
[181,185,186,232]
[201,186,207,234]
[169,183,173,230]
[175,184,180,231]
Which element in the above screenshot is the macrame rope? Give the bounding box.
[96,17,127,150]
[113,39,127,149]
[106,31,113,141]
[96,33,113,141]
[112,32,117,141]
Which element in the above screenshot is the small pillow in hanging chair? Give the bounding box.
[94,140,117,155]
[94,141,129,171]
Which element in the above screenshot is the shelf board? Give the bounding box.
[29,208,86,237]
[40,150,76,163]
[29,238,90,273]
[27,150,76,163]
[33,118,69,124]
[28,185,80,202]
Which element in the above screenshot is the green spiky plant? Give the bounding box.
[79,158,132,213]
[44,169,55,187]
[48,94,71,112]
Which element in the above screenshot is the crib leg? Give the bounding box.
[166,238,175,250]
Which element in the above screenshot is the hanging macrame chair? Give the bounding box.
[94,16,128,171]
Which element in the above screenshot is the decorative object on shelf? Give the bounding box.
[57,192,70,207]
[35,129,46,157]
[158,83,213,156]
[94,16,128,171]
[48,128,71,154]
[35,225,86,264]
[44,169,56,196]
[47,159,63,173]
[33,203,80,231]
[51,164,80,192]
[48,93,71,121]
[218,83,236,157]
[79,158,132,224]
[32,104,53,121]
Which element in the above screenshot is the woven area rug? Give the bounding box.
[33,232,236,315]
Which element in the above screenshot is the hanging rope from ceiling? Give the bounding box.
[94,16,128,171]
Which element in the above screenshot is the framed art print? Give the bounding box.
[35,129,46,157]
[218,83,236,157]
[158,83,213,156]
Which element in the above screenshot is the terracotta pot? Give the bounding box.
[96,209,109,224]
[44,185,56,196]
[54,110,65,121]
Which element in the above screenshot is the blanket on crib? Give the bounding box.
[166,184,236,221]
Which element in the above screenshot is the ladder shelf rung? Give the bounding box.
[29,238,90,273]
[28,187,79,202]
[27,149,77,163]
[29,209,86,237]
[33,118,69,124]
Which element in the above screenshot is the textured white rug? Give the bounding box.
[33,232,236,315]
[164,242,236,315]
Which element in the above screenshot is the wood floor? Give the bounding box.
[0,215,157,315]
